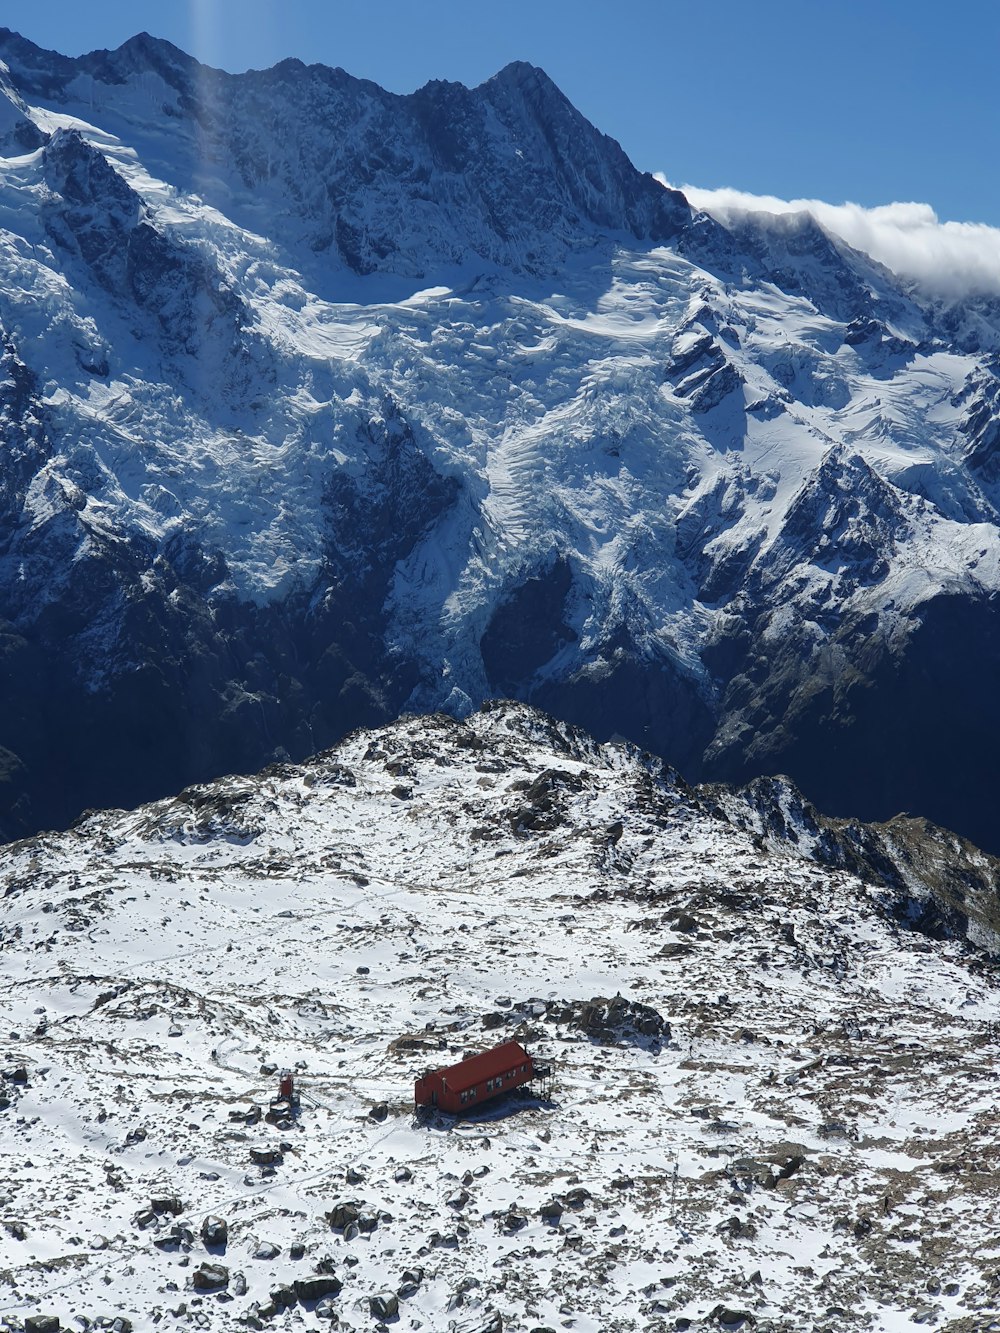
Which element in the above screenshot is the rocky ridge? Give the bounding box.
[2,703,1000,1331]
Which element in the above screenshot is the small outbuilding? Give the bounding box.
[414,1039,547,1114]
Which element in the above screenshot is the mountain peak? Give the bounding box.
[0,29,692,280]
[484,58,560,90]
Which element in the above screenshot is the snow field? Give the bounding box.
[2,705,999,1330]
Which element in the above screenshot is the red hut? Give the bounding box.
[415,1040,543,1113]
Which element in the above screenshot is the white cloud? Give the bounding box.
[655,175,1000,302]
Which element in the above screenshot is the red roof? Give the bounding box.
[436,1041,530,1094]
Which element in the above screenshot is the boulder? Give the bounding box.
[191,1262,229,1290]
[730,1157,777,1190]
[709,1307,756,1328]
[717,1215,758,1241]
[151,1195,183,1215]
[326,1203,361,1232]
[200,1215,228,1247]
[369,1292,399,1319]
[249,1147,283,1166]
[294,1274,343,1302]
[153,1225,194,1251]
[270,1283,298,1308]
[25,1318,60,1333]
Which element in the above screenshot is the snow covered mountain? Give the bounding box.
[1,29,1000,853]
[3,702,1000,1332]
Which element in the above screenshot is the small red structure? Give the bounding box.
[278,1069,294,1101]
[415,1040,546,1114]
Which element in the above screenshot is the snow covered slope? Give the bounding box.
[1,30,1000,852]
[3,702,1000,1332]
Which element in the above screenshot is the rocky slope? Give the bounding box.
[2,703,1000,1332]
[1,30,1000,851]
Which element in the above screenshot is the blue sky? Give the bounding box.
[4,0,1000,226]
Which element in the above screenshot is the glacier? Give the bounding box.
[0,30,999,851]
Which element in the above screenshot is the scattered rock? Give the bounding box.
[25,1317,60,1333]
[547,994,670,1044]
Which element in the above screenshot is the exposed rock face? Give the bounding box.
[2,31,690,282]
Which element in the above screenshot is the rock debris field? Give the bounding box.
[2,703,1000,1333]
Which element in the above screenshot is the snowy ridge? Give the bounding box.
[2,703,1000,1332]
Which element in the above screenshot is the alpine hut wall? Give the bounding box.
[414,1040,534,1113]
